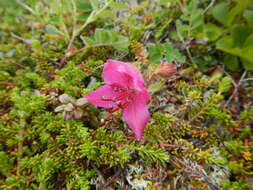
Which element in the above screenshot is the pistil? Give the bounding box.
[100,84,137,118]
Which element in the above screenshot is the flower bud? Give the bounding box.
[64,103,74,112]
[74,110,83,119]
[63,111,72,120]
[155,63,176,77]
[54,105,66,112]
[76,97,88,106]
[66,47,77,57]
[59,94,75,104]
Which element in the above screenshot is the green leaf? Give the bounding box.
[76,1,92,12]
[212,2,230,25]
[45,24,64,36]
[224,55,239,71]
[243,33,253,47]
[163,43,174,62]
[180,0,204,35]
[148,44,164,63]
[148,43,185,63]
[89,0,100,11]
[241,45,253,60]
[77,14,90,21]
[204,23,223,41]
[191,14,203,30]
[94,29,109,43]
[80,36,95,46]
[218,77,232,94]
[100,10,116,18]
[111,34,129,52]
[109,2,127,9]
[216,36,234,49]
[93,29,129,52]
[244,10,253,27]
[241,59,253,70]
[217,37,253,63]
[227,0,249,26]
[175,50,186,62]
[164,43,185,63]
[231,26,251,47]
[190,8,203,30]
[176,19,189,40]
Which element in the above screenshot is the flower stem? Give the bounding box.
[67,0,113,50]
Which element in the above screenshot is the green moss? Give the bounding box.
[51,62,85,96]
[0,0,253,189]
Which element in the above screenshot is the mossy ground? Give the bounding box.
[0,0,253,190]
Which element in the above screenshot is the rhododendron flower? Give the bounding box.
[86,60,150,140]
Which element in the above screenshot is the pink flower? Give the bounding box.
[86,60,150,140]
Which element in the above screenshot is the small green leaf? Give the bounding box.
[148,43,185,63]
[45,24,64,36]
[77,1,92,12]
[109,2,127,9]
[148,44,164,62]
[100,10,116,18]
[111,34,129,52]
[204,23,223,41]
[89,0,100,10]
[148,81,165,93]
[191,9,203,30]
[218,77,232,94]
[93,29,129,52]
[77,14,90,21]
[175,50,186,63]
[176,20,189,39]
[164,43,185,63]
[80,36,95,46]
[94,29,109,43]
[163,43,174,62]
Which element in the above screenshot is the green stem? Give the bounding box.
[186,47,196,68]
[76,0,113,36]
[67,0,78,49]
[59,0,70,41]
[62,0,113,63]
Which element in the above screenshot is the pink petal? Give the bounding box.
[103,60,145,89]
[86,85,117,108]
[140,88,151,103]
[122,95,150,141]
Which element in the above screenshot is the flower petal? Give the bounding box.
[103,60,144,89]
[122,96,150,141]
[140,88,151,103]
[86,85,117,108]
